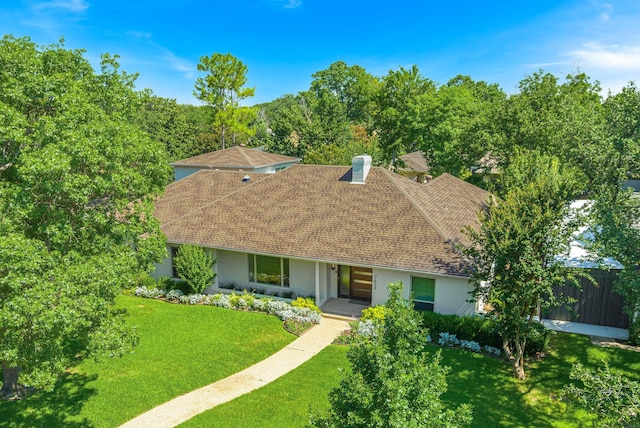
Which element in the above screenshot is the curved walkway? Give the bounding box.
[119,316,350,428]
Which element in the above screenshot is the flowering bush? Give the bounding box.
[483,345,502,357]
[357,320,379,338]
[460,340,482,353]
[165,289,184,302]
[133,287,321,325]
[134,286,165,299]
[435,331,500,357]
[438,332,461,347]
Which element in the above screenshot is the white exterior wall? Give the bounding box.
[152,246,476,315]
[217,250,249,284]
[152,255,173,279]
[289,259,317,297]
[372,268,476,315]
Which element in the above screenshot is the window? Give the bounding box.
[249,254,290,287]
[412,277,435,311]
[170,246,179,278]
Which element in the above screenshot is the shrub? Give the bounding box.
[360,305,387,324]
[165,289,184,302]
[136,274,157,289]
[173,245,216,294]
[291,297,321,313]
[438,332,461,347]
[134,286,165,299]
[421,311,548,356]
[525,320,551,356]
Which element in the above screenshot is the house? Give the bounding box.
[170,146,300,181]
[398,151,431,183]
[153,154,491,315]
[546,200,629,329]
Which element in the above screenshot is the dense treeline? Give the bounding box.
[141,59,638,194]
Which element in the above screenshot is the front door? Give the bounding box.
[338,266,372,301]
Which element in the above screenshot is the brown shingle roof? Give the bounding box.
[399,151,430,173]
[156,165,491,277]
[170,146,300,169]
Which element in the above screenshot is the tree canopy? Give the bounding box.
[0,35,171,397]
[311,282,472,427]
[462,149,586,380]
[194,52,257,149]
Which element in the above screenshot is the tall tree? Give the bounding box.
[0,36,170,397]
[462,149,585,380]
[592,82,640,344]
[310,61,380,126]
[375,65,435,166]
[414,76,505,179]
[495,70,607,188]
[136,94,199,162]
[193,52,256,149]
[310,282,472,427]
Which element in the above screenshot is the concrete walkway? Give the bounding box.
[119,316,350,428]
[541,319,629,340]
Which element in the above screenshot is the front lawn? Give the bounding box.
[0,295,295,428]
[179,332,640,427]
[3,295,639,428]
[179,345,349,428]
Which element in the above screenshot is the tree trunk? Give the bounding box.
[1,363,22,399]
[504,337,527,380]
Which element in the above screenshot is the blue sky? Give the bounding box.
[2,0,639,105]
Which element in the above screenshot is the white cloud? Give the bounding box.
[599,2,613,22]
[32,0,89,13]
[566,42,640,71]
[278,0,301,9]
[162,50,196,77]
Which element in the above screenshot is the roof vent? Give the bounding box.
[351,155,372,184]
[242,175,250,183]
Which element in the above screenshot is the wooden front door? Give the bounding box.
[338,266,372,301]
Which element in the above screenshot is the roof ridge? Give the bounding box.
[162,172,273,228]
[383,169,453,244]
[236,146,254,165]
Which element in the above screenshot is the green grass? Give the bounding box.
[3,297,639,428]
[179,345,349,428]
[0,295,295,428]
[182,332,640,428]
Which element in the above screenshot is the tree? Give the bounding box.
[462,149,585,380]
[194,52,256,149]
[136,94,201,162]
[0,35,170,397]
[309,61,380,126]
[414,76,505,179]
[310,282,472,427]
[174,245,216,294]
[564,363,640,427]
[590,82,640,344]
[375,65,435,166]
[494,70,607,189]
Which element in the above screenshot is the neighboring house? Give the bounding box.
[398,151,431,183]
[153,155,491,315]
[170,146,300,181]
[470,152,500,179]
[547,200,628,329]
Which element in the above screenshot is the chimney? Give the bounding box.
[351,155,372,184]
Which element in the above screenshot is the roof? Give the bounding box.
[170,146,300,170]
[398,151,430,173]
[155,165,491,277]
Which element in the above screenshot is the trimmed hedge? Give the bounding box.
[420,311,550,357]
